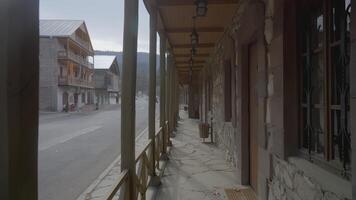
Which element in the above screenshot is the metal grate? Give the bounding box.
[224,188,256,200]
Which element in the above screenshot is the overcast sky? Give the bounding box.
[40,0,153,52]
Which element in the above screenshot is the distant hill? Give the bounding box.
[95,50,160,95]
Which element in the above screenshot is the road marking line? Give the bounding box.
[76,118,159,200]
[39,125,102,151]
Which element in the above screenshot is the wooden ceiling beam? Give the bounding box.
[166,27,224,33]
[174,53,209,58]
[177,64,204,67]
[173,43,214,48]
[158,0,239,6]
[177,65,204,69]
[176,60,205,65]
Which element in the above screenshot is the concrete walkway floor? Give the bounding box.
[154,111,242,200]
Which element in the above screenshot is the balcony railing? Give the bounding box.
[58,51,94,69]
[105,121,168,200]
[58,76,94,88]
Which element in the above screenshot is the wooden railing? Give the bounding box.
[58,76,94,88]
[57,50,94,69]
[106,122,168,200]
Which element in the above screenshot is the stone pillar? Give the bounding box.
[148,6,160,184]
[0,0,39,199]
[159,35,168,158]
[121,0,138,198]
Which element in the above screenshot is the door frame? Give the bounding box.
[247,41,259,193]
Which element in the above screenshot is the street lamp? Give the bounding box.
[195,0,208,17]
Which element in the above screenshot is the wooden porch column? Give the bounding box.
[0,0,39,199]
[148,6,160,183]
[166,52,173,145]
[172,68,177,129]
[159,35,168,158]
[173,67,178,130]
[175,75,179,126]
[121,0,138,198]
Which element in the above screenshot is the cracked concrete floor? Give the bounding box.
[155,111,242,200]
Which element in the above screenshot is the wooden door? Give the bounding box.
[248,43,259,193]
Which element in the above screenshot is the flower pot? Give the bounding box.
[198,123,209,139]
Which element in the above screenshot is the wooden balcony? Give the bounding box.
[74,35,91,51]
[58,50,94,69]
[58,76,94,88]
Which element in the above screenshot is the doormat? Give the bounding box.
[224,188,256,200]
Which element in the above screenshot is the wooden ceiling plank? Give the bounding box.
[177,65,204,68]
[175,53,209,58]
[158,0,239,6]
[173,43,214,48]
[176,60,205,64]
[166,27,224,33]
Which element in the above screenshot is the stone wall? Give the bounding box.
[211,50,240,170]
[196,0,354,199]
[269,157,351,200]
[39,37,61,111]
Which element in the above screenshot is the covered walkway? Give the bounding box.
[1,0,356,200]
[155,110,246,200]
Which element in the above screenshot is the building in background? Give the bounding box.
[39,19,95,112]
[94,55,120,105]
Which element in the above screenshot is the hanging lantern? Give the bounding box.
[190,29,199,47]
[189,57,193,66]
[191,48,196,57]
[195,0,208,17]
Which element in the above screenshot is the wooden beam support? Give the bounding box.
[158,0,239,6]
[166,52,174,146]
[121,0,139,198]
[173,43,215,49]
[160,35,168,158]
[148,5,158,179]
[166,27,224,33]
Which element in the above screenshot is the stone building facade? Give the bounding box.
[191,0,355,199]
[39,20,95,112]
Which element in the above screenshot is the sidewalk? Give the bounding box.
[154,111,242,200]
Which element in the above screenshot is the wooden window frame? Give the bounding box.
[298,0,352,179]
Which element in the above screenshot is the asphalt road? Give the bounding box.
[38,97,155,200]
